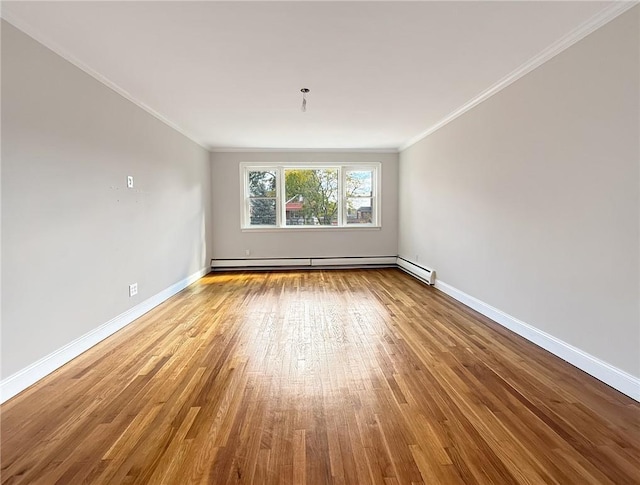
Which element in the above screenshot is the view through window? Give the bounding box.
[345,169,373,224]
[247,170,277,225]
[285,169,338,226]
[242,164,380,229]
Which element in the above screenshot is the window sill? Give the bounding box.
[241,225,382,233]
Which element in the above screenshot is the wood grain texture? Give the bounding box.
[1,269,639,484]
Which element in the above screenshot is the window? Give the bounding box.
[247,170,277,225]
[285,168,338,226]
[241,163,380,229]
[345,169,374,225]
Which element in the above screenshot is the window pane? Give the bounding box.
[248,171,277,198]
[346,198,373,224]
[285,169,338,226]
[346,170,373,197]
[249,198,276,225]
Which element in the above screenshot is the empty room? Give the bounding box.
[1,1,639,484]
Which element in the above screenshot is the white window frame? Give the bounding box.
[241,166,280,228]
[240,162,381,231]
[341,165,380,227]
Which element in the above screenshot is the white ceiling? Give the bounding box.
[1,1,626,151]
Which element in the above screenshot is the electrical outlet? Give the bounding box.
[245,249,251,256]
[129,283,138,297]
[127,176,134,188]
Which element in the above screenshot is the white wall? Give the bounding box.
[211,151,398,260]
[398,8,639,377]
[1,21,213,379]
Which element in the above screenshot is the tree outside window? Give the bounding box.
[248,170,277,225]
[285,169,338,226]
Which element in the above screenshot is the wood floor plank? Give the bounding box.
[2,269,639,484]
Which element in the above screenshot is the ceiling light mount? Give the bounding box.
[300,88,310,112]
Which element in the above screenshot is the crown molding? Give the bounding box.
[399,1,639,152]
[209,147,399,154]
[1,9,209,151]
[4,1,635,155]
[1,8,398,156]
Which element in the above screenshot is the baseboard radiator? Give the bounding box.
[211,255,436,285]
[395,256,436,285]
[211,256,400,271]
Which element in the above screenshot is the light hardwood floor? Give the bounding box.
[1,269,639,484]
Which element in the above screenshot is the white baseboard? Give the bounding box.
[5,264,636,403]
[433,279,640,402]
[0,267,211,404]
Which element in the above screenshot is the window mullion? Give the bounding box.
[338,167,344,227]
[277,167,283,227]
[374,166,379,225]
